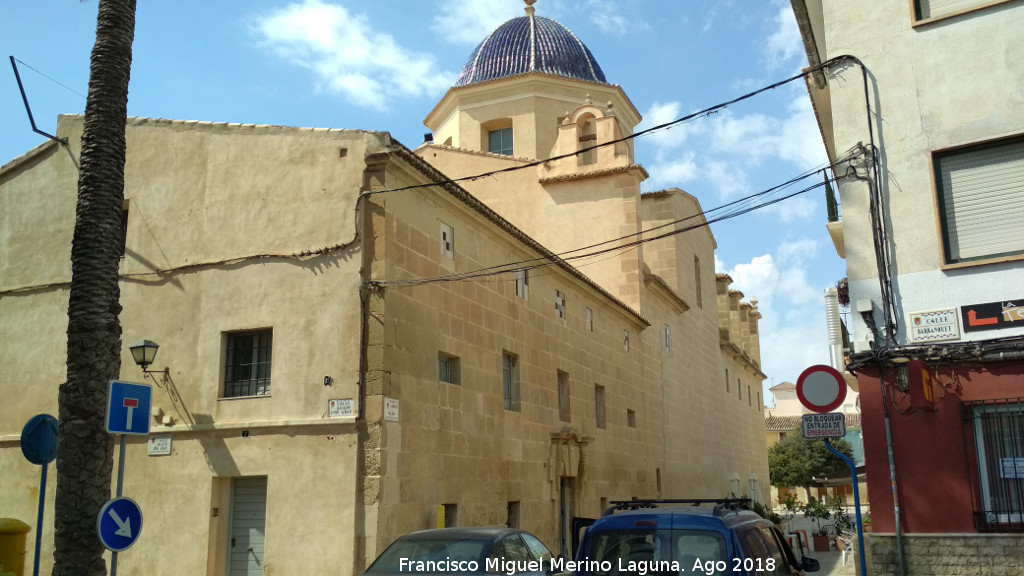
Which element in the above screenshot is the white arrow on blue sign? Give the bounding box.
[97,497,143,552]
[105,380,152,436]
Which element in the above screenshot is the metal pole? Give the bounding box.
[824,439,867,576]
[31,463,47,576]
[110,435,127,576]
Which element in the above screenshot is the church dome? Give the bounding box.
[454,3,607,87]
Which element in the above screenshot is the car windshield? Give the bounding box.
[585,529,728,576]
[367,537,488,573]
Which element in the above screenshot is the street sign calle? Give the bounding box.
[802,412,846,439]
[106,380,152,435]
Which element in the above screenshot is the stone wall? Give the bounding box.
[866,533,1024,576]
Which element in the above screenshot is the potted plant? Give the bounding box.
[802,499,832,552]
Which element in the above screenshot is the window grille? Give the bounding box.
[224,329,272,397]
[515,269,529,300]
[964,398,1024,530]
[555,290,566,319]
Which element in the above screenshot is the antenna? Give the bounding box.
[9,56,67,145]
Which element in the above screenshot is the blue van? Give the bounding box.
[570,499,819,576]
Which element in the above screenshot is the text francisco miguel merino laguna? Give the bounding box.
[398,557,684,575]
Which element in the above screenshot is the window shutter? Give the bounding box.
[938,139,1024,263]
[917,0,995,19]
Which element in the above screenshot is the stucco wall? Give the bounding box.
[820,1,1024,346]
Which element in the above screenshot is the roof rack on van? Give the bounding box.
[603,498,752,517]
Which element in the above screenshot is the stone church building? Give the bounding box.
[0,4,768,575]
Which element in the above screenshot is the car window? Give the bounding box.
[585,529,727,576]
[493,534,533,563]
[367,537,487,572]
[757,527,792,576]
[521,532,553,562]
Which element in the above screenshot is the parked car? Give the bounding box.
[571,499,819,576]
[365,527,558,576]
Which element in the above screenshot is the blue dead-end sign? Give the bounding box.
[97,497,143,552]
[21,414,58,465]
[106,380,152,435]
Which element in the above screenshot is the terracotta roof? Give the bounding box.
[765,413,861,431]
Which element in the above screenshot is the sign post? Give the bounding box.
[795,365,864,576]
[102,380,151,576]
[20,414,58,576]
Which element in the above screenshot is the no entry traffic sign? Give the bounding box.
[796,364,847,413]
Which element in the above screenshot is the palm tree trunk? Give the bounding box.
[53,1,136,574]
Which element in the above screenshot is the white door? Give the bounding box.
[229,477,267,576]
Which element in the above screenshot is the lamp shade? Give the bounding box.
[129,339,159,369]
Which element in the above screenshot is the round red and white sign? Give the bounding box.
[795,364,847,413]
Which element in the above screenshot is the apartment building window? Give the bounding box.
[748,385,752,406]
[503,352,520,411]
[913,0,1014,22]
[223,329,272,398]
[595,385,606,429]
[664,324,672,354]
[623,330,630,352]
[725,369,730,393]
[585,307,594,331]
[515,269,529,300]
[488,127,513,156]
[555,290,566,319]
[934,135,1024,265]
[966,399,1024,528]
[757,391,762,409]
[440,222,454,260]
[557,371,571,422]
[738,378,742,400]
[627,409,636,428]
[439,353,460,385]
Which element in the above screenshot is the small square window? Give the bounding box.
[224,329,273,398]
[627,409,636,428]
[441,503,457,528]
[555,290,566,319]
[439,353,460,385]
[506,501,520,528]
[440,222,454,260]
[488,127,513,156]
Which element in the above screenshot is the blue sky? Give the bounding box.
[1,0,845,405]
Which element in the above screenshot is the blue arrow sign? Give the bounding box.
[97,497,143,552]
[106,380,152,435]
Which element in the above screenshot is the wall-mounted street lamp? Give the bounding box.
[129,339,169,385]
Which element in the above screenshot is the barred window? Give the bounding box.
[967,399,1024,529]
[224,329,272,397]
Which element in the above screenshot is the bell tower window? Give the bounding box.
[487,127,513,156]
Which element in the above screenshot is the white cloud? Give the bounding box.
[432,0,522,45]
[638,101,701,149]
[585,0,651,35]
[778,236,819,266]
[252,0,453,111]
[765,5,802,69]
[723,247,832,388]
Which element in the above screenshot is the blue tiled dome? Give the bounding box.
[455,12,607,87]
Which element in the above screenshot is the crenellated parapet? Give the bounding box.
[716,273,763,374]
